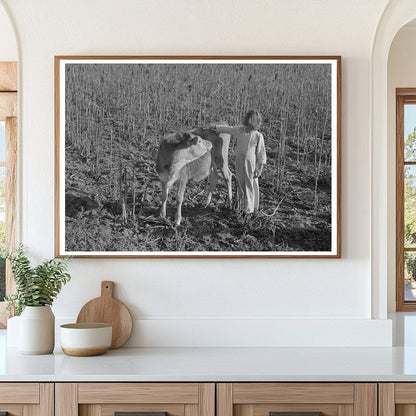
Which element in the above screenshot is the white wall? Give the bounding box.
[387,26,416,312]
[0,3,16,61]
[0,0,393,346]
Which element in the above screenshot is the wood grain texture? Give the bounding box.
[103,403,184,414]
[0,62,17,91]
[0,383,39,403]
[0,405,24,416]
[232,383,354,404]
[379,383,395,416]
[55,383,78,416]
[397,93,406,311]
[395,383,416,403]
[234,404,243,416]
[337,404,354,416]
[396,405,416,416]
[80,404,101,416]
[78,383,199,404]
[236,404,253,416]
[54,56,61,258]
[39,383,54,416]
[397,88,416,96]
[199,384,215,416]
[0,92,16,121]
[396,89,416,311]
[23,404,39,416]
[56,55,342,61]
[216,384,233,416]
[62,346,109,357]
[5,116,17,294]
[185,403,198,416]
[336,55,342,258]
[0,60,17,325]
[99,403,185,416]
[77,281,133,348]
[252,404,338,416]
[0,116,17,327]
[353,383,377,416]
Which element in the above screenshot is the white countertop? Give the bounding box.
[2,313,416,382]
[2,345,416,382]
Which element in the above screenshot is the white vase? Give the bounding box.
[19,306,55,354]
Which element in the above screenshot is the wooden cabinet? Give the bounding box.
[55,383,215,416]
[0,383,53,416]
[217,383,377,416]
[379,383,416,416]
[0,380,411,416]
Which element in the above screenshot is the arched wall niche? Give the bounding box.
[0,0,18,61]
[371,0,416,318]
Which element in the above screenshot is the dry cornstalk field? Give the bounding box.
[63,61,333,253]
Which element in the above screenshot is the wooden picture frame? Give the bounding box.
[55,56,341,258]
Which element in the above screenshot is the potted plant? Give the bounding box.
[5,246,71,354]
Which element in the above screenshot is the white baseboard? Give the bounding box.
[54,317,392,348]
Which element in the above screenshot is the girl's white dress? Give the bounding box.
[215,125,267,213]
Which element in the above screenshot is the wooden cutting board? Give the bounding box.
[76,281,133,349]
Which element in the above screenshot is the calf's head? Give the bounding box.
[168,132,199,147]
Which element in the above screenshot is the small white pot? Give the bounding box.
[19,306,55,354]
[60,323,112,356]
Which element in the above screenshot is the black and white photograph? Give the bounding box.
[55,56,341,257]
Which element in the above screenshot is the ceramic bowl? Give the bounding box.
[60,323,112,356]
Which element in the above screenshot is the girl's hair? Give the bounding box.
[243,110,262,130]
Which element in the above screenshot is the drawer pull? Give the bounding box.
[270,413,323,416]
[115,413,168,416]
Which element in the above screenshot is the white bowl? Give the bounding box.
[60,323,112,356]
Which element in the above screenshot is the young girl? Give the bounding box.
[212,110,267,214]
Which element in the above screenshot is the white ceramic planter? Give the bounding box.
[19,306,55,354]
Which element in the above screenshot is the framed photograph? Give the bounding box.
[55,56,341,258]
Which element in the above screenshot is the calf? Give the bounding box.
[156,132,213,226]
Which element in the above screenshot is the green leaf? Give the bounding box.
[5,245,72,315]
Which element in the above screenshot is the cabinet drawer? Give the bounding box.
[218,383,376,416]
[379,383,416,415]
[0,383,39,403]
[56,383,215,416]
[0,383,53,415]
[78,383,200,404]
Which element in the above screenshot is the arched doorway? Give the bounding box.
[371,0,416,319]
